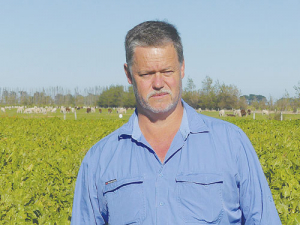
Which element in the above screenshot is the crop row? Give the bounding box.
[226,118,300,224]
[0,117,299,224]
[0,117,126,224]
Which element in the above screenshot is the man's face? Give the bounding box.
[125,43,185,115]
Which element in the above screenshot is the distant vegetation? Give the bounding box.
[182,76,300,112]
[0,113,299,224]
[1,77,299,112]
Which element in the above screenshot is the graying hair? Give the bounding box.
[125,20,184,70]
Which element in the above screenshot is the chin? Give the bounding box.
[148,102,177,114]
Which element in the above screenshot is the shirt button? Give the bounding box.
[159,173,163,177]
[159,202,165,206]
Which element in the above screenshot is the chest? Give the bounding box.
[99,133,239,224]
[148,139,172,163]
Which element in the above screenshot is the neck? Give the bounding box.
[137,101,184,163]
[137,100,184,139]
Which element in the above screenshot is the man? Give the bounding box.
[71,21,281,224]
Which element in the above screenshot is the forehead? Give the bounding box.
[132,44,179,67]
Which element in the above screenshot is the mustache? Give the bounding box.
[147,90,172,100]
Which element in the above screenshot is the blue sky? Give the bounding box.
[1,1,299,100]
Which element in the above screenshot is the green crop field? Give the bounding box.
[0,109,299,224]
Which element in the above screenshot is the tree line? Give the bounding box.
[0,86,103,108]
[1,77,299,111]
[182,76,300,112]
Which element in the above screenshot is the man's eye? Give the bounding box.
[164,71,173,75]
[140,72,155,77]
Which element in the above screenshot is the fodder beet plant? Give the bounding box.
[0,116,299,224]
[0,117,126,224]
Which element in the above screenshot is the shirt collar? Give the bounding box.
[118,99,209,140]
[181,100,209,134]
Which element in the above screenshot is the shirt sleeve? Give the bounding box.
[71,149,107,225]
[234,128,282,225]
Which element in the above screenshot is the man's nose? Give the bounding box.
[152,73,164,90]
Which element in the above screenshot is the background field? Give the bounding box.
[1,109,299,224]
[2,107,300,120]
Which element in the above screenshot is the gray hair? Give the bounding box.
[125,20,184,70]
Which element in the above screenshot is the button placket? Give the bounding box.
[155,165,169,225]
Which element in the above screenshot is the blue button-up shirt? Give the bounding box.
[71,101,281,225]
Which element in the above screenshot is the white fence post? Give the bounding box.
[253,112,255,120]
[280,112,283,121]
[75,110,77,120]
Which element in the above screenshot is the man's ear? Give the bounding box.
[124,63,133,84]
[180,60,185,79]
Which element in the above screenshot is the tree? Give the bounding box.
[8,91,18,105]
[74,94,85,107]
[275,91,291,111]
[241,94,267,109]
[32,90,52,106]
[19,91,30,106]
[123,86,136,108]
[215,82,240,110]
[198,76,217,109]
[1,89,9,105]
[97,85,125,108]
[258,97,268,110]
[294,81,300,110]
[64,94,75,106]
[85,93,97,107]
[251,97,259,110]
[182,77,199,108]
[238,96,248,110]
[294,81,300,98]
[267,96,275,111]
[55,94,64,106]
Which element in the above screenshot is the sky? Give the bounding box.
[1,0,299,100]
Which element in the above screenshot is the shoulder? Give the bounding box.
[84,111,137,161]
[184,104,247,153]
[198,114,246,149]
[86,125,125,159]
[80,120,131,172]
[201,113,242,133]
[184,102,242,136]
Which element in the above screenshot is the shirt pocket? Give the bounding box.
[103,176,146,225]
[175,173,224,224]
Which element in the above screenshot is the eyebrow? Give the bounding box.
[138,67,174,75]
[161,67,174,71]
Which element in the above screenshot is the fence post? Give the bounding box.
[253,112,255,120]
[75,110,77,120]
[280,112,283,121]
